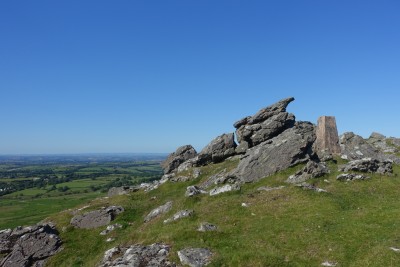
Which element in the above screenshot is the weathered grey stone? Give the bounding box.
[368,132,400,154]
[209,184,240,196]
[232,121,316,183]
[163,210,194,224]
[144,201,173,223]
[162,145,197,174]
[178,248,213,267]
[196,133,237,165]
[0,224,62,267]
[340,132,400,163]
[339,158,393,175]
[100,224,123,236]
[337,173,369,181]
[185,186,207,197]
[197,223,218,232]
[286,161,330,184]
[177,157,199,173]
[99,243,175,267]
[108,186,139,197]
[314,116,341,156]
[70,206,124,229]
[193,168,202,178]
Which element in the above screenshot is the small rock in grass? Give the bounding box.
[321,261,337,267]
[197,223,218,232]
[178,248,213,267]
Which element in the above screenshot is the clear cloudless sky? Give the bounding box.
[0,0,399,154]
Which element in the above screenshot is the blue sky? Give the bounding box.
[0,1,399,154]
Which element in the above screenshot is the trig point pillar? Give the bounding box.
[315,116,341,155]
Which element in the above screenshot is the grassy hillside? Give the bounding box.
[44,158,400,266]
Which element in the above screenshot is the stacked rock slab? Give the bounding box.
[196,133,237,165]
[233,97,296,153]
[314,116,341,156]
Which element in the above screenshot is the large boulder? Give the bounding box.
[232,121,316,183]
[162,145,197,174]
[234,97,296,151]
[340,132,399,163]
[196,133,237,166]
[0,223,62,267]
[70,206,124,229]
[177,248,213,267]
[99,243,175,267]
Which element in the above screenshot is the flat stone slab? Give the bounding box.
[70,206,124,229]
[164,210,194,224]
[197,223,218,232]
[144,201,173,223]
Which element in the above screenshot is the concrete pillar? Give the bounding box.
[315,116,341,155]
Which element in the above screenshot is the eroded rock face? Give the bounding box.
[232,121,316,183]
[234,97,296,151]
[162,145,197,174]
[0,224,62,267]
[286,161,330,184]
[314,116,341,156]
[70,206,124,229]
[196,133,237,166]
[144,201,173,223]
[339,158,393,175]
[177,248,213,267]
[99,243,175,267]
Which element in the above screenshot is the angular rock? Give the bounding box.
[185,186,207,197]
[99,243,175,267]
[286,161,330,184]
[234,97,296,149]
[336,173,369,181]
[177,248,213,267]
[70,206,124,229]
[163,210,194,224]
[368,132,399,154]
[162,145,197,174]
[197,223,218,232]
[177,157,199,173]
[108,186,139,197]
[232,121,316,183]
[196,133,237,165]
[209,184,240,196]
[0,223,62,267]
[339,158,393,175]
[144,201,173,223]
[314,116,341,156]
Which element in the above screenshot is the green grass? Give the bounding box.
[20,159,400,266]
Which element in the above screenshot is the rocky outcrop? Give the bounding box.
[99,243,175,267]
[162,145,197,174]
[144,201,173,223]
[108,186,139,197]
[196,133,237,165]
[163,210,194,224]
[340,132,399,163]
[178,248,213,267]
[234,97,296,152]
[339,158,393,175]
[314,116,341,157]
[0,223,62,267]
[286,161,330,184]
[232,121,316,183]
[70,206,124,229]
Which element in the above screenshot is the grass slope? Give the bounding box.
[43,159,400,267]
